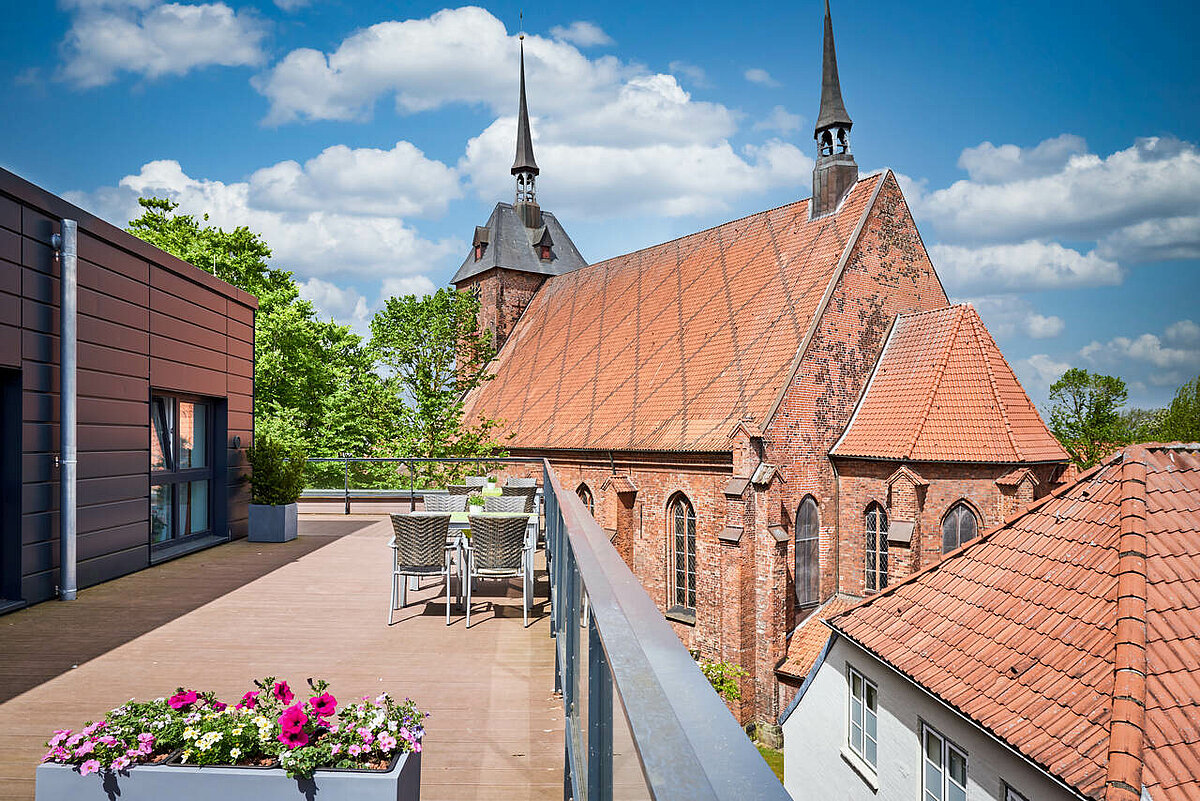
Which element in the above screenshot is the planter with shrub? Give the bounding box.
[247,434,307,542]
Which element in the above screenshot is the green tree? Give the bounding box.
[369,288,502,464]
[1155,375,1200,443]
[1048,368,1130,469]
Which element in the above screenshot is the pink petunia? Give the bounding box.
[65,734,83,748]
[277,728,309,749]
[308,692,337,718]
[79,759,101,776]
[212,701,227,711]
[74,740,96,757]
[330,743,341,756]
[376,733,397,753]
[48,730,71,748]
[82,721,105,736]
[125,748,141,758]
[111,756,131,772]
[413,742,422,753]
[168,691,197,710]
[348,744,361,756]
[97,736,118,747]
[358,727,374,744]
[278,704,308,734]
[273,681,294,705]
[236,691,259,710]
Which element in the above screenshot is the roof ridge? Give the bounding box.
[902,304,964,459]
[969,306,1022,461]
[1105,449,1149,801]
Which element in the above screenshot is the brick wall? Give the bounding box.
[457,267,545,350]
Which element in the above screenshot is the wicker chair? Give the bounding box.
[464,515,530,627]
[501,484,537,513]
[423,493,467,513]
[446,484,470,496]
[484,495,526,513]
[504,477,537,488]
[464,476,488,488]
[388,513,455,625]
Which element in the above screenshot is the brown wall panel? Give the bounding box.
[150,310,226,354]
[0,322,18,367]
[77,498,146,534]
[22,452,52,483]
[151,268,227,314]
[79,341,150,379]
[79,423,146,453]
[0,259,20,294]
[79,231,150,285]
[21,297,53,333]
[21,231,55,275]
[80,368,147,402]
[23,421,54,452]
[77,547,150,589]
[227,319,252,344]
[79,313,150,356]
[79,450,147,481]
[21,205,56,241]
[23,390,54,423]
[22,540,57,576]
[149,333,226,372]
[21,329,54,363]
[227,337,252,361]
[22,510,54,547]
[0,290,20,327]
[79,474,149,507]
[0,227,18,265]
[22,267,55,304]
[226,299,253,326]
[150,288,227,334]
[77,522,147,562]
[228,375,252,397]
[226,355,253,379]
[0,194,19,232]
[229,411,253,433]
[81,287,148,331]
[78,259,149,306]
[78,396,148,427]
[228,390,252,415]
[22,481,53,514]
[149,357,226,396]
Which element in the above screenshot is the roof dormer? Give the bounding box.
[473,226,490,261]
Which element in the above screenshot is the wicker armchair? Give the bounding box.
[464,476,488,488]
[464,515,531,627]
[446,484,470,496]
[484,495,526,513]
[501,484,537,513]
[388,513,455,625]
[423,493,467,513]
[504,477,537,488]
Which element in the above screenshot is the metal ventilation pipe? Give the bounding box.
[54,220,78,601]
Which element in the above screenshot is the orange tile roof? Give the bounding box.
[828,443,1200,801]
[831,305,1069,463]
[462,174,886,452]
[777,595,861,680]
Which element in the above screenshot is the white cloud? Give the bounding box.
[1097,215,1200,263]
[68,157,460,283]
[956,134,1088,185]
[753,105,802,134]
[920,136,1200,253]
[966,296,1064,340]
[930,241,1123,294]
[247,141,460,218]
[549,21,613,47]
[274,0,309,10]
[743,68,779,87]
[381,275,437,298]
[1080,321,1200,390]
[1166,320,1200,348]
[1018,353,1071,397]
[299,277,371,332]
[58,0,267,88]
[669,60,708,87]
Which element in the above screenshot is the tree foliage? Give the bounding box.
[1048,368,1130,469]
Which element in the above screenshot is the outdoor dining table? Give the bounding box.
[448,511,540,587]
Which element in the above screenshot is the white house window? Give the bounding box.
[848,667,878,767]
[923,725,967,801]
[150,395,212,546]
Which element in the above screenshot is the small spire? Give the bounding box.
[511,35,539,177]
[815,0,852,134]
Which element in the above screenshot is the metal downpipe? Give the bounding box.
[56,220,78,601]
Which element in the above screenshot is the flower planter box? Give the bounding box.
[248,503,298,542]
[35,749,420,801]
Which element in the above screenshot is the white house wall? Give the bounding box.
[782,636,1077,801]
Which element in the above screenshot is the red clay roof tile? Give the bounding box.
[827,443,1200,801]
[776,595,861,680]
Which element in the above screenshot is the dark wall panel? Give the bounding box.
[3,167,256,606]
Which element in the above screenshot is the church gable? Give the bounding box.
[463,174,887,452]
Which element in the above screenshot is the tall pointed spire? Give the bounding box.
[511,32,541,227]
[811,0,858,218]
[815,0,852,132]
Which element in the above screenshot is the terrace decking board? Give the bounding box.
[0,517,568,800]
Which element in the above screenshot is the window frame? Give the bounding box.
[576,483,594,516]
[1002,782,1029,801]
[668,492,697,614]
[150,394,214,549]
[941,502,979,553]
[865,502,888,592]
[847,665,878,769]
[795,495,820,607]
[922,723,968,801]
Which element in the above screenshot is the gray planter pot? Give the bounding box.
[35,750,420,801]
[248,503,298,542]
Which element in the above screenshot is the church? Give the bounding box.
[455,2,1071,733]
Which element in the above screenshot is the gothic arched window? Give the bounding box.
[576,483,594,516]
[942,502,979,553]
[669,493,696,611]
[796,496,820,607]
[865,503,888,593]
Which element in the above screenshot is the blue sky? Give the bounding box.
[2,0,1197,411]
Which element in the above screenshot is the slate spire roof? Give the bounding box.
[815,0,853,133]
[831,305,1069,463]
[511,36,539,177]
[825,443,1200,801]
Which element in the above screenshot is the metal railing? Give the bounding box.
[542,463,789,801]
[300,456,788,799]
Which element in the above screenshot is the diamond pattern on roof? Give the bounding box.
[832,305,1069,463]
[829,443,1200,801]
[463,175,884,452]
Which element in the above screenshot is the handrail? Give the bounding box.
[543,462,789,801]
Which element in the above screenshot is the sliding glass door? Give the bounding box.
[150,395,213,546]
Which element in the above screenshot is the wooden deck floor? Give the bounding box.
[0,516,565,800]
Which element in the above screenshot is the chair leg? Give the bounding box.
[389,571,397,626]
[399,574,407,609]
[523,569,529,628]
[465,567,472,628]
[445,565,452,626]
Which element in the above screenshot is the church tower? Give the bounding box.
[811,0,858,218]
[452,34,587,350]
